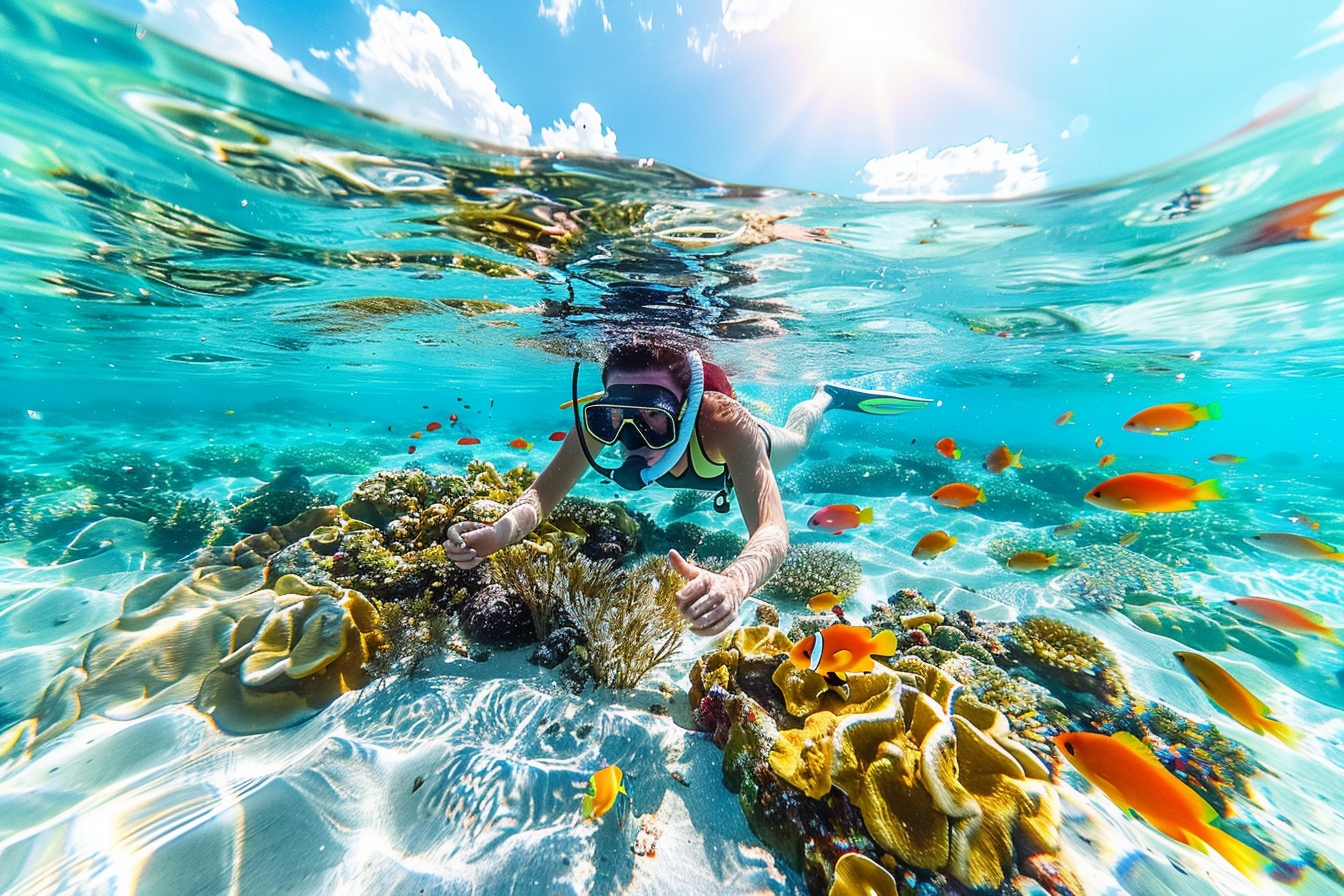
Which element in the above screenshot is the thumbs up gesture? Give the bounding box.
[668,549,746,637]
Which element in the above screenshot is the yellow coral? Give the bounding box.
[730,625,794,657]
[829,852,898,896]
[768,710,839,799]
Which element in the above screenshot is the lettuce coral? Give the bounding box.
[764,544,863,602]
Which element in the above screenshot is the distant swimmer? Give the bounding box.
[443,336,931,636]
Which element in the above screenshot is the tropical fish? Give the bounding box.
[932,483,986,509]
[1006,551,1057,571]
[1174,651,1297,746]
[548,431,566,441]
[426,421,442,432]
[509,438,533,450]
[410,431,423,439]
[223,409,235,416]
[1287,512,1320,531]
[582,765,627,821]
[808,504,874,535]
[1095,436,1104,448]
[935,437,961,459]
[1053,731,1276,880]
[449,414,459,424]
[1123,402,1222,435]
[1054,410,1074,426]
[1226,596,1344,646]
[912,530,957,560]
[1208,453,1244,465]
[1217,188,1344,256]
[1098,454,1115,468]
[1053,520,1082,538]
[1084,472,1223,514]
[807,591,844,612]
[407,445,417,454]
[457,437,481,445]
[787,624,898,678]
[1244,532,1344,562]
[1118,532,1141,547]
[983,444,1023,474]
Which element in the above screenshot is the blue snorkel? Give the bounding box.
[571,350,705,491]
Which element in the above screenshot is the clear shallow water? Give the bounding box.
[3,1,1344,894]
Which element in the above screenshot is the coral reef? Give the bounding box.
[1057,544,1183,609]
[1004,616,1129,706]
[549,496,642,562]
[146,495,226,555]
[228,468,336,534]
[562,553,687,689]
[364,593,453,678]
[272,441,382,476]
[186,443,268,479]
[0,486,99,543]
[791,450,955,499]
[764,544,863,603]
[457,584,535,649]
[69,450,190,492]
[694,635,1070,895]
[670,489,712,517]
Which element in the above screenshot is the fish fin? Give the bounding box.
[581,795,595,819]
[947,536,958,547]
[1198,402,1223,421]
[837,503,861,513]
[1262,718,1299,748]
[952,449,961,459]
[976,488,986,502]
[1190,479,1224,502]
[830,649,854,669]
[858,507,874,524]
[871,629,898,656]
[1010,449,1024,468]
[1119,498,1144,514]
[1199,823,1275,880]
[1046,554,1058,565]
[1325,628,1344,648]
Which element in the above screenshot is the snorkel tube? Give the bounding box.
[571,350,705,490]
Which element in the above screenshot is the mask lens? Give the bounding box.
[583,403,624,444]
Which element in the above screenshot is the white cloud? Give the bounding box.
[540,0,582,34]
[308,47,330,60]
[638,13,653,31]
[603,14,612,32]
[139,0,328,93]
[860,138,1047,201]
[540,102,618,154]
[349,6,532,148]
[721,0,792,36]
[687,27,719,64]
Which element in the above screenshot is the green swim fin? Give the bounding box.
[822,383,932,416]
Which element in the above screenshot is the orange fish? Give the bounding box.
[1053,731,1276,880]
[932,483,985,509]
[1207,453,1244,465]
[1123,402,1221,435]
[1226,597,1344,647]
[1287,512,1320,531]
[509,438,533,450]
[1006,551,1056,571]
[1118,532,1140,547]
[788,624,898,679]
[449,413,459,424]
[410,431,423,439]
[1098,454,1115,468]
[1084,472,1223,514]
[548,431,566,441]
[808,504,874,535]
[1095,436,1104,448]
[935,437,961,460]
[1217,188,1344,256]
[457,437,480,445]
[581,765,627,820]
[912,530,957,560]
[1054,410,1074,426]
[983,444,1023,474]
[407,445,417,454]
[426,421,442,432]
[1174,651,1297,746]
[807,591,844,613]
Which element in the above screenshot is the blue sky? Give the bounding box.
[90,0,1344,197]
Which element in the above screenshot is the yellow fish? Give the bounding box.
[1053,731,1276,881]
[582,765,627,821]
[807,591,844,613]
[912,530,957,559]
[1173,651,1296,746]
[1006,551,1056,571]
[1208,454,1246,465]
[1053,520,1082,538]
[1245,532,1344,562]
[1118,532,1140,547]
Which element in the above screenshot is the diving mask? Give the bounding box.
[582,383,684,450]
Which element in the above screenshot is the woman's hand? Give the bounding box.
[444,521,505,569]
[668,549,746,636]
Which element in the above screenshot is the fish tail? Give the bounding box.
[976,487,986,502]
[871,629,898,656]
[1262,717,1299,748]
[1046,554,1058,565]
[1189,479,1224,502]
[1326,552,1344,564]
[1198,402,1223,421]
[952,448,961,459]
[1011,449,1024,468]
[1198,823,1276,880]
[1324,628,1344,647]
[858,506,874,524]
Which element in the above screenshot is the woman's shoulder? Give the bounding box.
[695,391,760,455]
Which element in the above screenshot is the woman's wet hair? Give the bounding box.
[602,337,694,393]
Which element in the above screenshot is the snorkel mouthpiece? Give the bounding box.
[612,456,651,490]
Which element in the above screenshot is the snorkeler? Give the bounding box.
[443,338,929,636]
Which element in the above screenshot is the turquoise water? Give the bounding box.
[4,1,1344,894]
